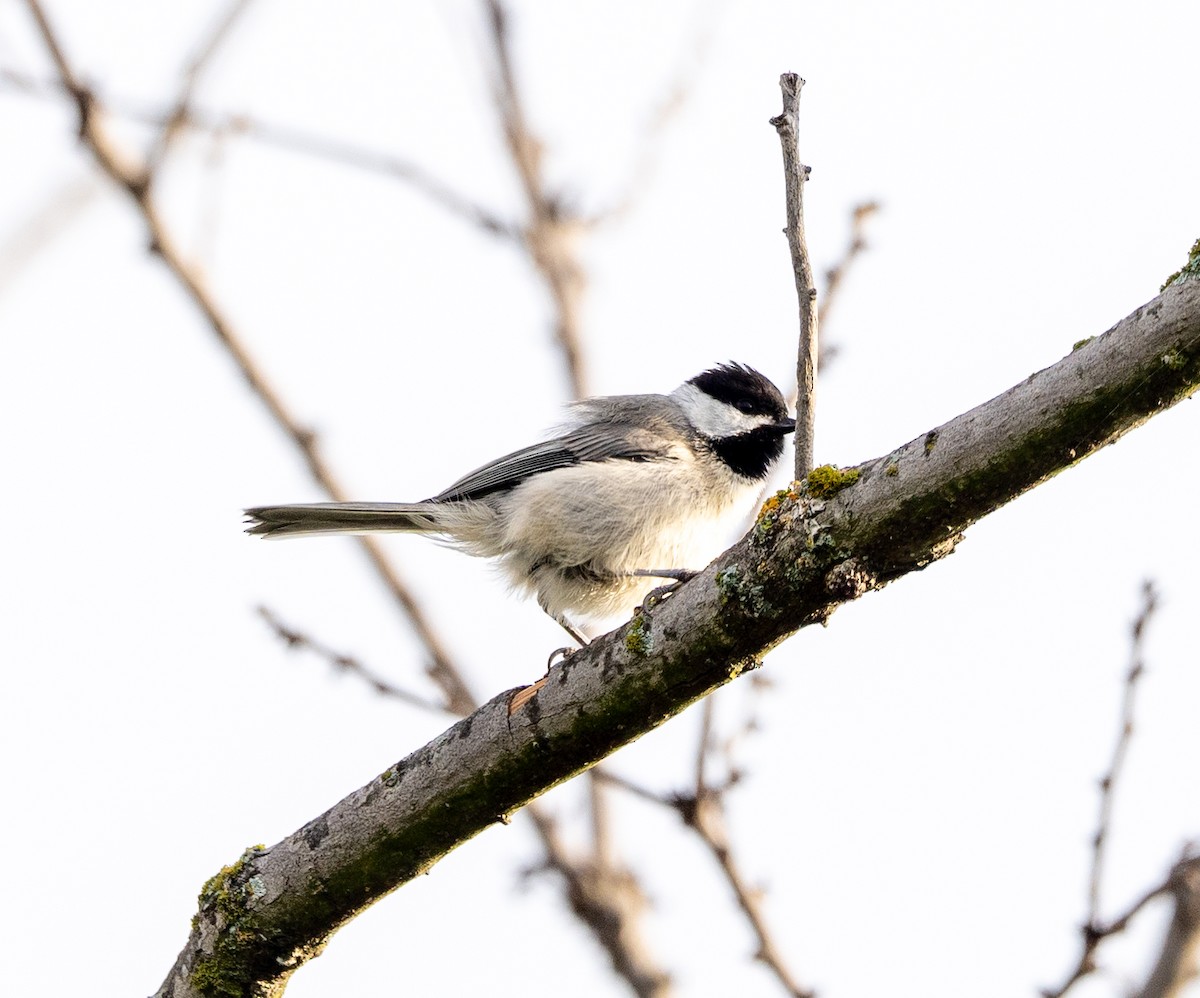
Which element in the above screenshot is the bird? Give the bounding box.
[245,363,795,643]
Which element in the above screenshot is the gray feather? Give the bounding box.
[244,502,442,538]
[433,396,690,502]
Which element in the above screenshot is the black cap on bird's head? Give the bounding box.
[689,363,794,427]
[675,363,796,480]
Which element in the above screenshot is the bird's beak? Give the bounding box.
[777,417,797,434]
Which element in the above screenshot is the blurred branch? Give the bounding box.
[23,0,477,718]
[257,606,450,714]
[0,67,522,239]
[483,0,588,398]
[524,806,673,998]
[1044,581,1175,998]
[589,12,714,225]
[817,200,879,369]
[598,699,813,998]
[0,173,98,293]
[769,72,818,479]
[144,0,257,175]
[1089,581,1158,924]
[680,788,813,998]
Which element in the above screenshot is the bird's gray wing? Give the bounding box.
[431,422,677,503]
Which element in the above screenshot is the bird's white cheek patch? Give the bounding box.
[670,383,768,438]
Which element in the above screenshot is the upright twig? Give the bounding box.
[1089,580,1158,925]
[769,73,818,479]
[22,0,477,718]
[1043,581,1167,998]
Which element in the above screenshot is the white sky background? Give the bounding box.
[1,1,1198,996]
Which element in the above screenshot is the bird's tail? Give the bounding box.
[244,502,446,538]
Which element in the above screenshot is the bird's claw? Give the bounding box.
[546,645,576,670]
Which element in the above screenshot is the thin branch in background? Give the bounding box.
[769,73,818,479]
[257,606,450,715]
[0,68,522,240]
[0,173,98,293]
[483,0,589,399]
[1044,879,1172,998]
[595,766,813,998]
[524,806,673,998]
[816,199,879,370]
[682,789,813,998]
[694,696,715,801]
[590,11,715,226]
[143,0,257,176]
[191,118,232,265]
[1043,580,1167,998]
[1089,580,1158,925]
[22,0,478,719]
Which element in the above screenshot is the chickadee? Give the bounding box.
[245,363,795,642]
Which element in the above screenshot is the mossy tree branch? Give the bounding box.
[155,281,1200,997]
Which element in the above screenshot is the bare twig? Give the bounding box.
[817,199,879,369]
[144,0,257,176]
[0,67,521,239]
[1089,581,1159,924]
[599,716,811,998]
[694,696,715,802]
[683,789,813,998]
[23,0,477,718]
[1043,581,1165,998]
[769,73,818,479]
[483,0,588,398]
[1044,877,1173,998]
[524,806,673,998]
[257,606,450,715]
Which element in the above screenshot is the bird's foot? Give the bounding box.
[634,569,696,610]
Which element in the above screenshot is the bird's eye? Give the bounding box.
[734,400,757,413]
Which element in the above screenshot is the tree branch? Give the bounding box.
[156,283,1200,996]
[769,73,818,478]
[0,66,522,239]
[1089,582,1157,924]
[257,606,451,715]
[1044,581,1163,998]
[681,789,812,998]
[144,0,257,176]
[483,0,589,398]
